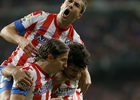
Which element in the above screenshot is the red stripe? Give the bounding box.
[16,22,37,66]
[76,90,81,100]
[51,84,61,98]
[51,28,63,39]
[24,22,37,37]
[63,96,69,100]
[45,91,49,100]
[32,14,54,48]
[1,46,20,66]
[66,25,74,40]
[36,14,54,36]
[52,14,71,39]
[65,80,71,88]
[33,11,43,15]
[31,63,42,100]
[16,53,28,66]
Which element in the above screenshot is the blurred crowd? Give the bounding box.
[84,81,140,100]
[0,0,140,100]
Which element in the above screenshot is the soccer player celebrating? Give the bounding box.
[0,0,91,99]
[9,39,69,100]
[51,42,90,100]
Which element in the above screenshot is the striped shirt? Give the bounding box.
[11,63,54,100]
[1,10,83,100]
[1,11,83,67]
[51,80,83,100]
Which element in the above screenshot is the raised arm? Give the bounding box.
[0,22,37,57]
[0,22,22,44]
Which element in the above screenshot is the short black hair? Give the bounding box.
[35,39,70,61]
[68,42,90,69]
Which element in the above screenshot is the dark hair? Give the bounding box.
[35,39,70,62]
[67,42,90,69]
[80,0,88,14]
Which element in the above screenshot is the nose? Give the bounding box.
[63,61,67,68]
[69,2,74,9]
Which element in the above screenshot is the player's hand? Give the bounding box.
[18,37,37,57]
[52,71,67,86]
[78,68,91,95]
[12,67,33,91]
[50,97,63,100]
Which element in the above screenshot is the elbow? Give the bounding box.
[0,26,7,37]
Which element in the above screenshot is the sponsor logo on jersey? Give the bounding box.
[64,38,73,45]
[34,34,48,44]
[39,26,48,31]
[32,80,52,95]
[35,80,40,84]
[52,88,76,96]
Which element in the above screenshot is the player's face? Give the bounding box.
[49,52,68,74]
[63,65,83,80]
[58,0,83,22]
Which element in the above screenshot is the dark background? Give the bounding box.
[0,0,140,100]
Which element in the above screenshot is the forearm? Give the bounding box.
[10,94,25,100]
[0,22,22,44]
[82,67,90,78]
[1,66,22,77]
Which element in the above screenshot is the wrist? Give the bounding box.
[16,36,24,44]
[11,67,19,77]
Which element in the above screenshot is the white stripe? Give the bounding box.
[59,29,70,42]
[10,47,24,66]
[44,18,56,39]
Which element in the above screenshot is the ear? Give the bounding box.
[77,14,82,19]
[48,54,53,61]
[61,3,64,8]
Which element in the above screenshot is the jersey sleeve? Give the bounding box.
[14,11,47,34]
[11,64,34,96]
[73,30,84,44]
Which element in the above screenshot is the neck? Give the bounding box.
[35,60,49,74]
[56,14,74,29]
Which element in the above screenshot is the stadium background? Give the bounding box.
[0,0,140,100]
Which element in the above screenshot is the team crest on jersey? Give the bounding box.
[64,38,73,45]
[32,80,52,95]
[34,34,48,44]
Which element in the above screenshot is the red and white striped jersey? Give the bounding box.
[51,80,83,100]
[11,63,54,100]
[1,11,83,67]
[73,89,83,100]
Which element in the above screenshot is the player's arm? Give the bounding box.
[0,22,37,57]
[1,66,32,90]
[52,71,68,86]
[0,22,21,44]
[10,94,25,100]
[78,67,91,95]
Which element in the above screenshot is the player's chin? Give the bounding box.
[68,76,77,80]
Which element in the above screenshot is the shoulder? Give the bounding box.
[73,31,84,44]
[21,63,36,77]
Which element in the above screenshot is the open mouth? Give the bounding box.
[63,9,70,18]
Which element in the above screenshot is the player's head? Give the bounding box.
[63,42,90,79]
[58,0,88,23]
[35,39,70,73]
[63,0,87,14]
